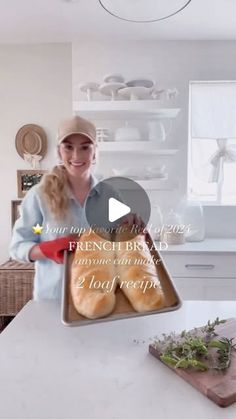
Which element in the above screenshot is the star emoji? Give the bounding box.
[32,223,43,235]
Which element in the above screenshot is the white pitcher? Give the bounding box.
[148,120,172,143]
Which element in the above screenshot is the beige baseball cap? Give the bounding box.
[57,115,96,144]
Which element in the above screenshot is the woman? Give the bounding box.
[10,115,100,300]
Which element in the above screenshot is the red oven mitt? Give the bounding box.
[39,235,78,264]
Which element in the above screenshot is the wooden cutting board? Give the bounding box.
[149,318,236,407]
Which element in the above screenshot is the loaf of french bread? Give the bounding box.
[70,230,117,319]
[116,234,165,312]
[70,230,165,319]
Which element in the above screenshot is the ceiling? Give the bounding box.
[0,0,236,43]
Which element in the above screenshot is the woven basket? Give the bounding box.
[0,259,34,316]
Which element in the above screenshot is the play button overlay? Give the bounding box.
[85,176,151,241]
[108,198,130,222]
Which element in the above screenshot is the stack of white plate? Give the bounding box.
[96,128,111,142]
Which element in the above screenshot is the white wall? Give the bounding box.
[72,40,236,238]
[0,43,72,263]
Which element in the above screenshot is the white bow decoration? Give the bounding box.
[209,139,236,183]
[23,153,42,169]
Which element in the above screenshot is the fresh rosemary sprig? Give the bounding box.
[201,317,226,340]
[209,337,236,370]
[153,318,235,372]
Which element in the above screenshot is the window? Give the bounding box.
[188,81,236,205]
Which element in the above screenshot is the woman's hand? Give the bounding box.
[32,234,78,264]
[121,213,146,234]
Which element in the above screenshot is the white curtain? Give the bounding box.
[190,82,236,183]
[191,82,236,139]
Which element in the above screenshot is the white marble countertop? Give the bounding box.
[1,300,236,419]
[157,238,236,253]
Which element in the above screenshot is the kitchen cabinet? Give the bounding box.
[172,277,236,300]
[161,239,236,300]
[163,253,236,278]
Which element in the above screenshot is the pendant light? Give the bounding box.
[98,0,192,23]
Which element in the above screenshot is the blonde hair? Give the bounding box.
[40,141,98,220]
[40,165,70,220]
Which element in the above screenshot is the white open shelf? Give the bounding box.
[73,100,180,120]
[98,141,178,155]
[74,100,180,191]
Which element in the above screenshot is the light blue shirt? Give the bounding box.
[9,175,100,300]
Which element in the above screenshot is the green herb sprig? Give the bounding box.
[209,337,236,370]
[153,318,235,372]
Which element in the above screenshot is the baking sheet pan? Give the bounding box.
[61,232,182,326]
